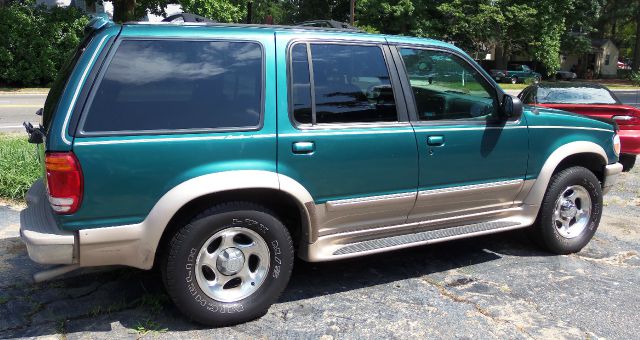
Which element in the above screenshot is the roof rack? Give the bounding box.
[295,19,360,31]
[126,15,365,33]
[162,13,216,23]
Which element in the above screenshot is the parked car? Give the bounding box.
[490,63,542,84]
[519,82,638,170]
[556,70,577,81]
[21,15,622,327]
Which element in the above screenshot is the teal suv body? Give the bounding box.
[20,16,623,326]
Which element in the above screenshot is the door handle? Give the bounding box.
[292,141,315,154]
[427,135,445,146]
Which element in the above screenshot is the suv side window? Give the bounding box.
[290,43,398,125]
[82,40,263,133]
[399,48,497,121]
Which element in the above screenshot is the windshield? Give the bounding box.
[536,87,619,105]
[42,32,95,131]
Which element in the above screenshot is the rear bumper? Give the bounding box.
[619,129,640,155]
[602,162,623,195]
[19,180,77,265]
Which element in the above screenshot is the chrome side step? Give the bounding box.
[333,220,521,256]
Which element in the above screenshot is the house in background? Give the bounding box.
[560,39,619,78]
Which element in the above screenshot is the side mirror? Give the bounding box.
[500,94,523,120]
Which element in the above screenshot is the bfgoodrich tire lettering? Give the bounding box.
[162,202,294,326]
[535,166,603,254]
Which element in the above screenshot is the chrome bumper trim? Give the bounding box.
[603,162,623,195]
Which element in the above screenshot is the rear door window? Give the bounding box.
[81,40,263,133]
[290,43,398,125]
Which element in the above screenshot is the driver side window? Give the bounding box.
[399,48,498,121]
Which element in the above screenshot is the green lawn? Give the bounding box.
[0,134,41,201]
[0,87,50,94]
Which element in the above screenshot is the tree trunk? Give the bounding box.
[634,4,640,71]
[113,0,137,23]
[495,44,509,70]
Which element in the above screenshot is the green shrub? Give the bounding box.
[0,134,41,201]
[628,71,640,87]
[0,1,89,87]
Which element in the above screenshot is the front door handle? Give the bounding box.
[427,135,445,146]
[292,141,315,154]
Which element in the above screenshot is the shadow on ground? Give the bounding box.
[0,229,546,338]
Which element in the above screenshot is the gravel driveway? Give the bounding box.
[1,168,639,339]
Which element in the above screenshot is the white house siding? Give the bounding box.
[600,40,619,77]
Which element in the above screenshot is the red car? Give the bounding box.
[519,83,639,170]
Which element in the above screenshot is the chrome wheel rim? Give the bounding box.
[552,185,592,239]
[195,227,270,302]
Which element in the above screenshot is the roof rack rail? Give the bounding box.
[162,13,217,23]
[295,19,361,31]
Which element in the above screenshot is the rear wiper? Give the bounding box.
[24,108,46,144]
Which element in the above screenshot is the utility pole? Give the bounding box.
[350,0,355,25]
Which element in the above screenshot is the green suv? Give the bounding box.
[20,15,623,326]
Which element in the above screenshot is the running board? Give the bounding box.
[333,220,522,256]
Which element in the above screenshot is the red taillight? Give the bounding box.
[45,152,83,214]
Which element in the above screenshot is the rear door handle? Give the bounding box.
[292,141,315,154]
[427,135,445,146]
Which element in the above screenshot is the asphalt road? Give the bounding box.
[1,89,640,133]
[0,166,639,338]
[0,93,46,133]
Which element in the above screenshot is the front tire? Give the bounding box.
[534,166,602,254]
[162,202,294,326]
[511,76,518,84]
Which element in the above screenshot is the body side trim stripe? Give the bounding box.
[418,179,524,196]
[326,191,416,207]
[528,126,613,133]
[74,134,277,146]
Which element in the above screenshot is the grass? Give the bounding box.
[134,319,168,336]
[0,133,41,201]
[0,87,50,94]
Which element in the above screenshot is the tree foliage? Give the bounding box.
[0,0,88,86]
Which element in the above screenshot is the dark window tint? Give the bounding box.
[43,32,95,130]
[291,44,312,124]
[83,40,262,132]
[400,48,497,121]
[290,43,398,124]
[536,87,619,104]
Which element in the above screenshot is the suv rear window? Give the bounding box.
[81,40,263,133]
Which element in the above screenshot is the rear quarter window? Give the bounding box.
[80,39,263,133]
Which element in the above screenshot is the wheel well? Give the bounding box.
[553,153,605,183]
[155,188,308,267]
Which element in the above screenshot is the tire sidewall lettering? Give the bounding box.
[181,213,290,315]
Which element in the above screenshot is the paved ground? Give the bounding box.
[0,167,639,339]
[0,93,46,132]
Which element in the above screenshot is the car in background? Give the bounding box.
[490,63,542,84]
[519,83,639,170]
[556,70,577,81]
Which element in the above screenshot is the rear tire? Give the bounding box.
[533,166,602,254]
[511,76,518,84]
[619,154,636,172]
[162,202,294,326]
